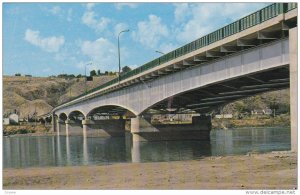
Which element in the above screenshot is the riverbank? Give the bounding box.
[3,151,297,190]
[212,115,290,130]
[3,124,52,136]
[3,115,290,136]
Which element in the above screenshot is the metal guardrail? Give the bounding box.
[56,2,297,109]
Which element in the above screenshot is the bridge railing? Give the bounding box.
[56,3,297,108]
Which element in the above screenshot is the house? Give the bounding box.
[263,108,273,115]
[215,114,233,119]
[8,113,19,124]
[3,118,9,125]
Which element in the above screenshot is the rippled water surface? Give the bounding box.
[3,127,290,168]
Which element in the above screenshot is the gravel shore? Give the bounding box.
[3,151,297,190]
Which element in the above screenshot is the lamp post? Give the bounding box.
[155,50,165,55]
[85,62,92,94]
[118,29,130,84]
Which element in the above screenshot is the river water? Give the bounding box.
[3,127,290,168]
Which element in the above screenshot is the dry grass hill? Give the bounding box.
[3,75,115,119]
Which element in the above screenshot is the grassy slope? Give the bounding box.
[3,75,116,118]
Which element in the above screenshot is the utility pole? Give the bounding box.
[85,62,92,94]
[34,106,37,126]
[118,29,130,84]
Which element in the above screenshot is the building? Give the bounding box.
[8,113,19,124]
[215,114,233,119]
[3,118,9,125]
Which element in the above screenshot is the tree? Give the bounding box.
[122,66,132,73]
[104,71,108,75]
[76,74,82,78]
[15,73,21,76]
[97,69,101,76]
[90,70,97,77]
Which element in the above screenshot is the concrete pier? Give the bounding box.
[82,119,126,137]
[57,120,66,135]
[131,116,211,142]
[51,114,57,132]
[65,119,83,136]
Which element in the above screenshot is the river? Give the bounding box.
[3,127,290,168]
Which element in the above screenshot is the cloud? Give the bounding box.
[86,3,95,10]
[81,10,111,32]
[49,6,61,15]
[173,3,190,23]
[115,3,138,10]
[175,3,267,43]
[114,23,129,37]
[24,29,65,53]
[158,43,178,54]
[80,38,118,71]
[47,6,73,22]
[132,14,169,49]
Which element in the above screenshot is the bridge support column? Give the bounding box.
[65,120,70,136]
[51,114,56,132]
[289,27,297,152]
[65,119,83,136]
[56,119,66,135]
[82,119,125,137]
[58,120,66,134]
[82,121,88,137]
[131,115,211,142]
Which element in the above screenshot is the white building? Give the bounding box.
[3,118,9,125]
[9,113,19,124]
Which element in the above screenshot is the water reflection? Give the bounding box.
[131,140,211,163]
[3,127,291,168]
[210,127,291,155]
[66,135,71,165]
[56,135,62,165]
[82,136,89,165]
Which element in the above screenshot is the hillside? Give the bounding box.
[3,75,290,120]
[220,89,290,116]
[3,75,115,119]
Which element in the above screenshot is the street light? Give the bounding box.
[85,62,92,94]
[118,29,130,84]
[155,50,165,55]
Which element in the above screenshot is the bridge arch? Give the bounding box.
[86,104,137,119]
[68,110,86,121]
[59,113,68,121]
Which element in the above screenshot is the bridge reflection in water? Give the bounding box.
[3,127,290,168]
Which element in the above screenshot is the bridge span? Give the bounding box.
[39,3,297,151]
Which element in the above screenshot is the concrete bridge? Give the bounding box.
[40,3,297,151]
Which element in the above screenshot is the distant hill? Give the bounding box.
[3,75,116,119]
[219,89,290,116]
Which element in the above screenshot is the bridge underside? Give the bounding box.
[147,66,289,115]
[87,105,136,118]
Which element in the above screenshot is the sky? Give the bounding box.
[3,2,269,77]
